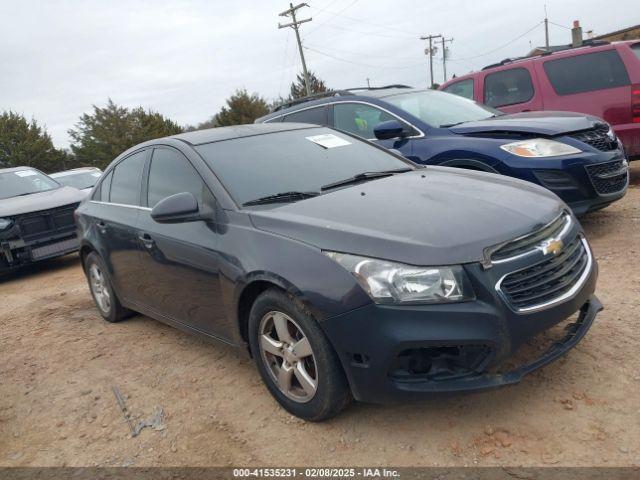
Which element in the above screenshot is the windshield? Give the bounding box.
[54,171,101,190]
[384,90,500,128]
[0,169,60,200]
[195,127,414,206]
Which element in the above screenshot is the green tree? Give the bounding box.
[68,99,183,168]
[0,111,72,172]
[290,70,328,99]
[195,89,269,129]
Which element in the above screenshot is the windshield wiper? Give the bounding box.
[441,114,502,128]
[242,191,319,207]
[320,168,412,191]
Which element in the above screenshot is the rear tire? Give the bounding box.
[84,252,132,323]
[248,289,352,421]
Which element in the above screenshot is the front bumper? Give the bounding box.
[501,148,628,216]
[321,251,599,404]
[0,226,79,272]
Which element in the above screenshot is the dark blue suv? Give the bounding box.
[256,86,629,215]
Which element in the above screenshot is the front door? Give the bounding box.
[135,147,229,340]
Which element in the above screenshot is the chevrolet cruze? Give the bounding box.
[76,123,601,420]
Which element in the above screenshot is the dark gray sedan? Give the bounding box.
[1,167,85,272]
[75,123,601,420]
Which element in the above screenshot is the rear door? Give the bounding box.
[535,48,631,124]
[90,149,148,304]
[329,102,415,157]
[135,146,229,340]
[482,66,543,113]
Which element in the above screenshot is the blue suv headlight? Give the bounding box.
[500,138,581,158]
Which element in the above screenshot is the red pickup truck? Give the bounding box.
[440,41,640,160]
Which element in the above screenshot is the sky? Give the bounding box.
[1,0,638,148]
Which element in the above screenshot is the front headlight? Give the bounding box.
[0,218,13,231]
[500,138,581,158]
[324,251,475,305]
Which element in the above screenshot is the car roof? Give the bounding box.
[0,166,38,174]
[50,167,101,177]
[170,122,317,146]
[257,86,426,121]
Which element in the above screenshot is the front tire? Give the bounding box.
[248,289,352,421]
[84,252,132,323]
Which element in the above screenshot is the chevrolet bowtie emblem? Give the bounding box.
[539,238,564,256]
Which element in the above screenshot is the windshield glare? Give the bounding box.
[54,171,101,190]
[0,169,60,200]
[385,90,499,127]
[195,128,413,206]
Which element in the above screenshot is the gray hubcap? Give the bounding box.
[89,264,111,314]
[258,311,318,403]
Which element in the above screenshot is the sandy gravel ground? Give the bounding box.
[1,165,639,468]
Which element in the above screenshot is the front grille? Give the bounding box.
[585,159,628,195]
[13,203,79,240]
[570,124,618,152]
[499,235,590,311]
[490,213,570,263]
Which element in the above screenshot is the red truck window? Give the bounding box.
[484,68,534,107]
[442,79,474,100]
[543,50,630,95]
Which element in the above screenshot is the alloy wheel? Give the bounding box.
[258,311,318,403]
[89,263,111,314]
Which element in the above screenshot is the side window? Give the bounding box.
[443,79,474,100]
[147,148,208,208]
[543,50,630,95]
[92,169,112,202]
[633,43,640,61]
[109,150,146,206]
[333,103,398,139]
[484,68,534,107]
[282,107,327,125]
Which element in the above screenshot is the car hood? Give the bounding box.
[450,111,604,136]
[0,186,86,217]
[249,168,564,265]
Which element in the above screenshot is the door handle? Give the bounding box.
[96,221,108,233]
[138,233,155,249]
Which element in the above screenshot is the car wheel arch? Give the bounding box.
[236,274,321,354]
[438,158,500,173]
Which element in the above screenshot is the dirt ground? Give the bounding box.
[1,165,639,468]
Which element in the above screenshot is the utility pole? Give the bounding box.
[366,77,371,88]
[279,3,312,97]
[440,37,453,83]
[544,4,550,50]
[420,34,442,88]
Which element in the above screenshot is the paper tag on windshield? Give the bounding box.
[15,170,37,177]
[306,134,351,149]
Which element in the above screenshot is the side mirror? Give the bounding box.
[151,192,200,224]
[374,120,407,140]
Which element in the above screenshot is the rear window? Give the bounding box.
[282,107,327,125]
[543,50,630,95]
[442,79,474,100]
[484,68,534,107]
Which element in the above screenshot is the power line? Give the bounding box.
[303,19,415,40]
[304,45,424,70]
[453,22,543,61]
[307,7,421,37]
[303,0,359,37]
